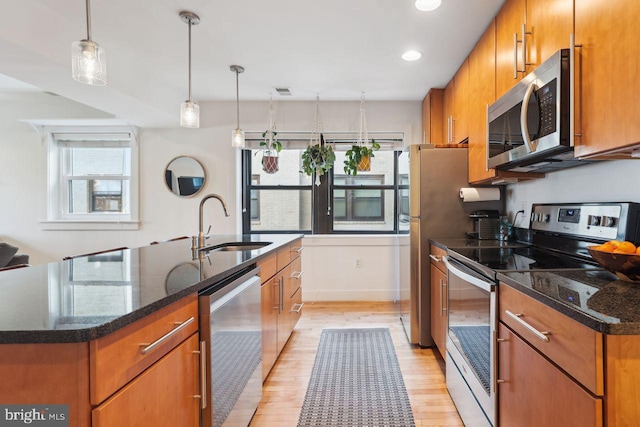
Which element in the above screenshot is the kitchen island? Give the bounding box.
[0,234,302,427]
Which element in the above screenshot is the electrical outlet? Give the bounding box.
[354,259,361,268]
[520,200,527,212]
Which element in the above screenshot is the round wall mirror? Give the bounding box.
[165,156,206,197]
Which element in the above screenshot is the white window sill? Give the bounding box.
[40,220,140,231]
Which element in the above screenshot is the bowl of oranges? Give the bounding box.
[587,240,640,283]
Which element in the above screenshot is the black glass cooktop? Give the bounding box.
[448,246,601,272]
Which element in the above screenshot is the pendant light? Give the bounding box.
[415,0,442,12]
[179,11,200,128]
[71,0,107,86]
[231,65,246,148]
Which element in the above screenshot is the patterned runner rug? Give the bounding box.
[297,328,416,427]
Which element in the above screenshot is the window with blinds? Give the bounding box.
[45,128,139,228]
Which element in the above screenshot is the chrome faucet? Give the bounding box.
[197,194,230,249]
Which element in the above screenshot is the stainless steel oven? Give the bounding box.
[443,202,640,427]
[444,256,496,427]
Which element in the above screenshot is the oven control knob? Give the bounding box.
[588,215,602,226]
[541,214,550,223]
[602,216,617,227]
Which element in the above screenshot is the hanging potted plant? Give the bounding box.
[344,94,379,175]
[301,134,336,181]
[344,139,381,175]
[301,96,335,185]
[259,130,282,174]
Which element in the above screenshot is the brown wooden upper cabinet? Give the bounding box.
[421,88,444,145]
[496,0,573,99]
[467,19,544,184]
[468,20,496,183]
[495,0,526,97]
[573,0,640,158]
[442,59,469,144]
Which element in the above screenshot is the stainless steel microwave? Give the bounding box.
[487,49,585,173]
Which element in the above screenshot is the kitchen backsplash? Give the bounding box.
[506,158,639,228]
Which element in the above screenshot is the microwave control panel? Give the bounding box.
[536,78,557,139]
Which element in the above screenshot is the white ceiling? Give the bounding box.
[0,0,504,127]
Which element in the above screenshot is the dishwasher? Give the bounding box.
[199,265,262,427]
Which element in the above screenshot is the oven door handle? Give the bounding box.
[443,256,494,293]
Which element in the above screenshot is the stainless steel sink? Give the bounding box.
[204,241,272,252]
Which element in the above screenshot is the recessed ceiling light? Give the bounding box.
[415,0,442,12]
[402,50,422,61]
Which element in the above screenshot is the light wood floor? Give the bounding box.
[250,301,464,426]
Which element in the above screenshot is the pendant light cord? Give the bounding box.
[235,69,240,129]
[188,18,192,101]
[85,0,92,40]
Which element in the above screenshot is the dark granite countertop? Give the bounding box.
[0,234,302,344]
[497,270,640,335]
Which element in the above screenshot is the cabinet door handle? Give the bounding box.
[513,32,519,78]
[441,279,447,316]
[505,310,551,342]
[570,33,583,144]
[139,316,195,355]
[195,340,207,409]
[451,117,455,142]
[280,277,284,311]
[290,271,303,279]
[521,24,527,71]
[292,246,303,254]
[429,254,441,262]
[290,303,304,313]
[273,279,281,312]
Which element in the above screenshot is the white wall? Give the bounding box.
[504,160,640,228]
[0,94,421,268]
[301,235,404,302]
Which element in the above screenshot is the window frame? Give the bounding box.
[42,125,140,230]
[242,147,404,235]
[333,174,386,222]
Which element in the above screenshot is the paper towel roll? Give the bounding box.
[459,187,501,202]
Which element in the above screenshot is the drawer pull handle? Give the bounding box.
[505,310,550,343]
[429,254,441,262]
[292,247,303,253]
[290,271,303,279]
[139,316,195,354]
[290,303,304,313]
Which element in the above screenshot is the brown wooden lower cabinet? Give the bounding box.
[430,261,447,359]
[498,323,603,427]
[259,238,304,380]
[92,334,200,427]
[261,276,278,381]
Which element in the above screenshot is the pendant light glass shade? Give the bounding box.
[179,11,200,128]
[180,100,200,128]
[232,129,245,148]
[71,0,106,86]
[415,0,442,11]
[230,65,245,149]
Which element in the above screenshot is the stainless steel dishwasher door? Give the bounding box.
[199,266,262,427]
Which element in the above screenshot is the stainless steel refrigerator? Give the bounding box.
[398,144,502,347]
